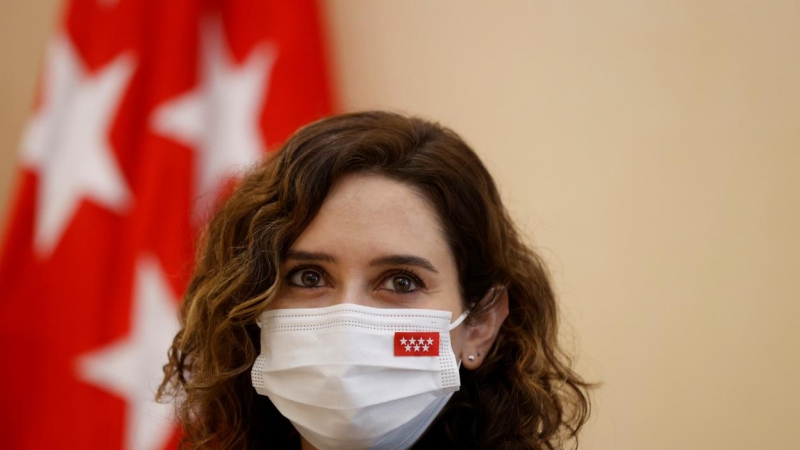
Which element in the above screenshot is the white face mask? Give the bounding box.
[251,303,469,450]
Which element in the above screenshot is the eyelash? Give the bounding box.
[284,264,426,295]
[381,269,425,295]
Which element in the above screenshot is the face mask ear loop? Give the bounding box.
[448,309,469,331]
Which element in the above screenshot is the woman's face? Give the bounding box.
[270,172,469,357]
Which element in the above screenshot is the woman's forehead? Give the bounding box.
[289,173,453,267]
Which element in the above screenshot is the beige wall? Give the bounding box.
[0,0,62,238]
[2,1,799,449]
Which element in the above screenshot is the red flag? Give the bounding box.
[0,0,333,448]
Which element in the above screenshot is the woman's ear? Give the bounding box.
[461,285,509,370]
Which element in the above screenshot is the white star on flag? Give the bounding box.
[399,337,407,345]
[423,345,429,352]
[409,338,416,345]
[427,337,434,345]
[405,345,412,352]
[75,255,180,450]
[151,18,278,220]
[21,34,135,257]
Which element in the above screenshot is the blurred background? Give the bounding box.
[1,1,798,449]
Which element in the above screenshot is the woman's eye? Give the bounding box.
[381,274,420,294]
[288,269,326,288]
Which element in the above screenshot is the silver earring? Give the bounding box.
[467,355,475,361]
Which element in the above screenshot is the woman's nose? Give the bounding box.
[331,281,383,308]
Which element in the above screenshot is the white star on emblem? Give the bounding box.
[399,337,407,345]
[75,255,180,450]
[427,337,434,345]
[21,34,135,256]
[414,345,420,352]
[404,345,412,352]
[422,345,429,352]
[151,18,278,221]
[409,338,416,345]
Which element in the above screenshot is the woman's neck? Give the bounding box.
[300,436,318,450]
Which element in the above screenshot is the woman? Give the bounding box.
[158,111,593,449]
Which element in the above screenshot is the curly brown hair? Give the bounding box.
[158,110,595,449]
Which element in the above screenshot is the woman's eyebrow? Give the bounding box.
[369,255,439,274]
[284,250,336,263]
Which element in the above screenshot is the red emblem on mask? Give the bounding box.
[394,332,440,356]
